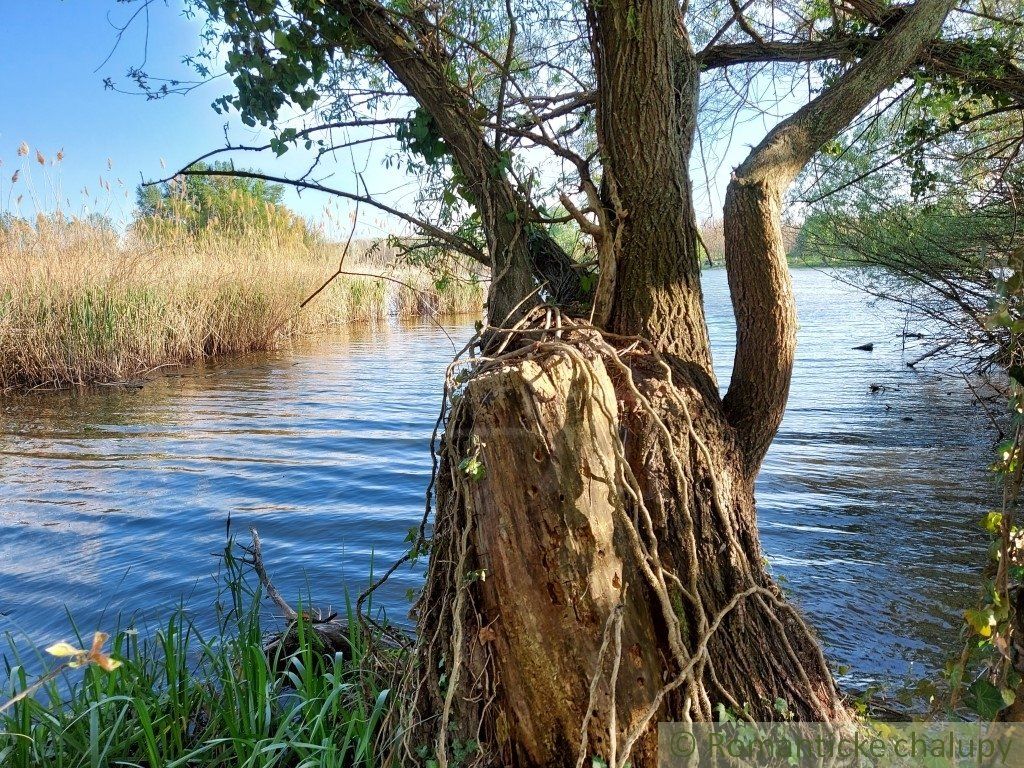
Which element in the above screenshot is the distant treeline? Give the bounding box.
[696,220,805,266]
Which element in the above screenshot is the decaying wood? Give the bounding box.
[396,317,847,768]
[242,529,354,662]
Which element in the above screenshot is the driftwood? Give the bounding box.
[241,528,354,663]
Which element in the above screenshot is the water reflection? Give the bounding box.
[0,269,997,686]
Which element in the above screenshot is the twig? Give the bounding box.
[906,339,956,368]
[244,528,299,622]
[696,226,715,268]
[299,201,360,309]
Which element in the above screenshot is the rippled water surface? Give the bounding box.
[0,269,997,685]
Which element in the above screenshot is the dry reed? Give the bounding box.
[0,216,483,389]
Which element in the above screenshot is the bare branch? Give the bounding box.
[149,165,488,266]
[243,529,298,622]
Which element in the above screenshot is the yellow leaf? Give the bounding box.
[45,642,84,658]
[89,632,108,656]
[965,608,996,638]
[95,656,122,672]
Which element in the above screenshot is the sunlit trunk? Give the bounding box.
[389,0,957,762]
[401,334,846,768]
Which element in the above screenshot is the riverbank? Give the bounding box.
[0,550,934,768]
[0,270,1000,763]
[0,219,483,390]
[0,540,400,768]
[0,270,992,687]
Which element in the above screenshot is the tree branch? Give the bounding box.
[699,38,867,70]
[722,0,957,478]
[149,165,488,266]
[324,0,586,323]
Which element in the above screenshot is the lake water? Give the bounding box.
[0,268,997,688]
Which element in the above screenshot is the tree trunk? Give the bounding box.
[398,329,846,768]
[382,1,958,764]
[591,0,713,368]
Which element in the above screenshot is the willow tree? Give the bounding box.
[150,0,1023,764]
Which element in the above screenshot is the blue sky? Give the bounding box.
[0,0,376,231]
[3,2,214,217]
[1,1,777,234]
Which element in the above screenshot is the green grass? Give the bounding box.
[0,543,398,767]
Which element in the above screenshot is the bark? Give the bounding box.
[590,0,713,369]
[403,336,846,768]
[722,0,958,476]
[699,38,867,70]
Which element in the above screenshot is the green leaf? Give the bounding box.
[966,679,1013,720]
[459,456,486,482]
[980,511,1004,534]
[965,607,997,637]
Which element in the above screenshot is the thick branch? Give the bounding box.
[700,38,866,70]
[701,16,1024,109]
[722,0,956,477]
[922,44,1024,104]
[845,1,1024,104]
[325,0,586,323]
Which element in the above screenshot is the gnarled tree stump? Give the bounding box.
[399,333,847,768]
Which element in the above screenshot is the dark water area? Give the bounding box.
[0,268,998,687]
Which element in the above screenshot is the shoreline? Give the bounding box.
[1,225,484,392]
[3,303,483,395]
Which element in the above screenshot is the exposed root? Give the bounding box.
[361,306,845,768]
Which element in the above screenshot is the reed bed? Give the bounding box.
[0,217,484,390]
